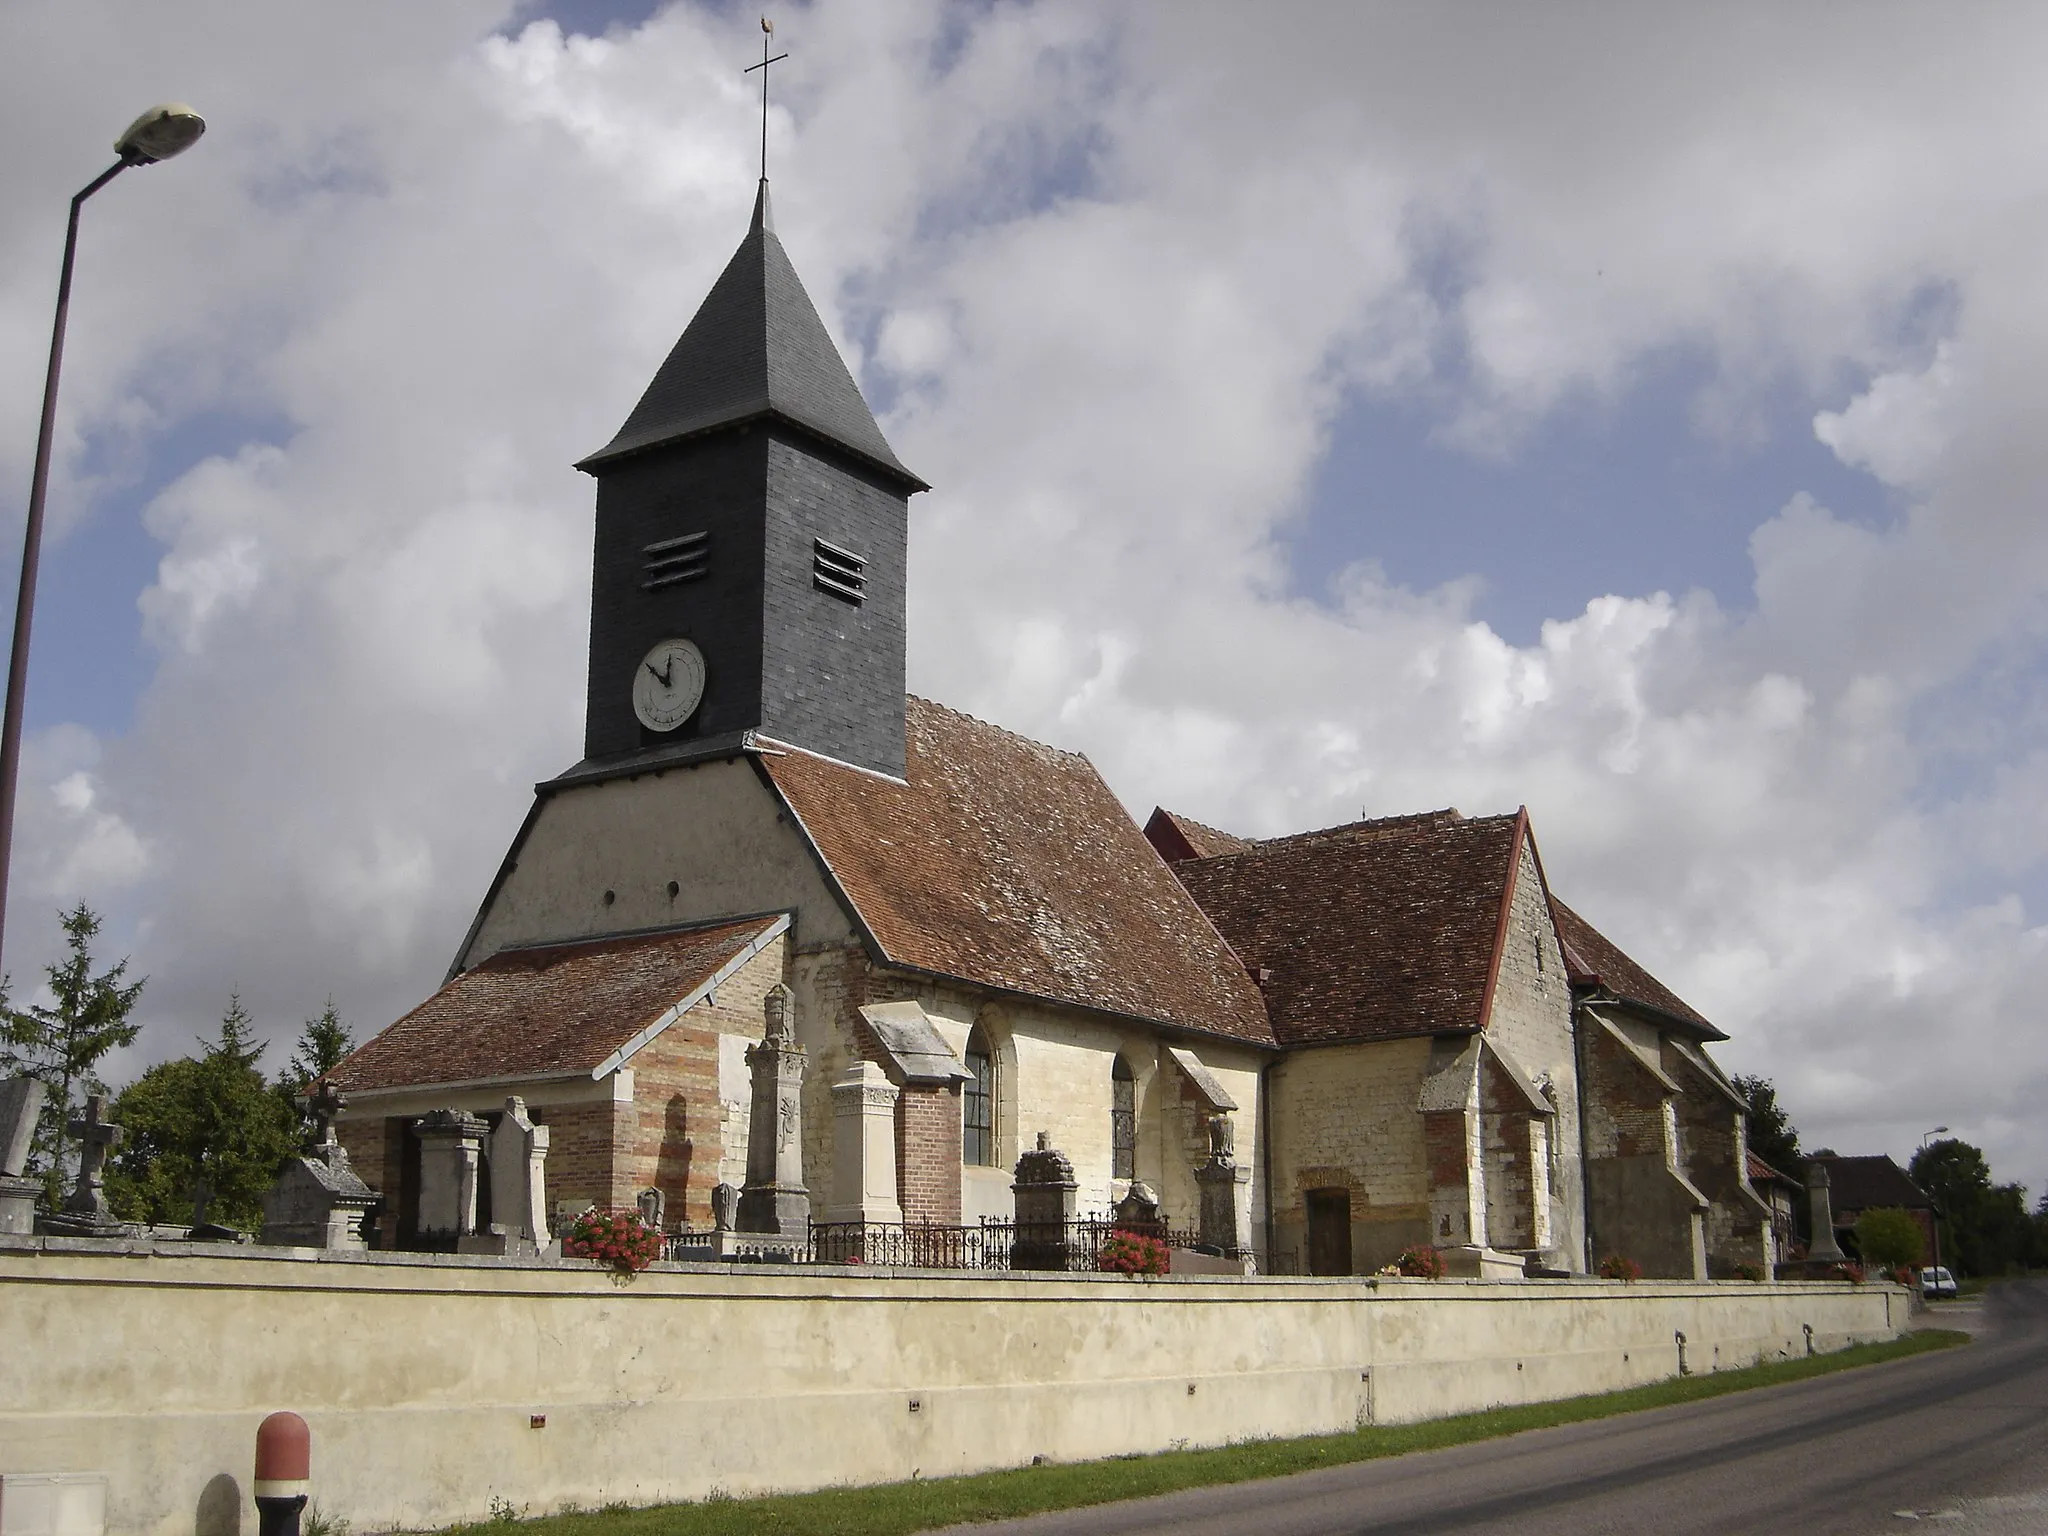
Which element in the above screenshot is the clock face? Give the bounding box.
[632,638,706,732]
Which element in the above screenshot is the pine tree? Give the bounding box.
[288,999,354,1088]
[278,999,355,1149]
[0,904,145,1200]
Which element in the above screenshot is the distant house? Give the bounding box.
[1747,1153,1802,1260]
[1808,1152,1940,1267]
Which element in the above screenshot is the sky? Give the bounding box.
[1,1,2045,1194]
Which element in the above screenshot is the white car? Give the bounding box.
[1919,1266,1958,1300]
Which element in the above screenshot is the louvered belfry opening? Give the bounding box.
[812,538,865,604]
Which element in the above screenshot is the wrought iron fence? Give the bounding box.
[662,1215,1204,1271]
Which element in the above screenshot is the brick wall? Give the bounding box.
[895,1084,963,1223]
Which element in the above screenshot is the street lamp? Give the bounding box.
[0,104,206,972]
[1921,1126,1950,1151]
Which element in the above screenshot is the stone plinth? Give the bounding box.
[1012,1132,1077,1271]
[413,1109,487,1244]
[823,1061,902,1228]
[1805,1162,1846,1263]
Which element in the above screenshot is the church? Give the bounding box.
[331,174,1772,1281]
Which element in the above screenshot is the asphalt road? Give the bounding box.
[961,1281,2048,1536]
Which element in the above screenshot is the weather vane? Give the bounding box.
[744,17,789,182]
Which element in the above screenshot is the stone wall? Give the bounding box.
[1479,838,1584,1267]
[1267,1038,1434,1272]
[0,1240,1905,1535]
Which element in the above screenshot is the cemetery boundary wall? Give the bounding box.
[0,1239,1903,1534]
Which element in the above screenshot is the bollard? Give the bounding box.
[254,1411,310,1536]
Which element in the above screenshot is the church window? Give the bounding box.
[1111,1056,1136,1180]
[641,530,709,591]
[963,1030,995,1166]
[813,538,866,604]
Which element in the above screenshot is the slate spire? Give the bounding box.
[577,181,924,491]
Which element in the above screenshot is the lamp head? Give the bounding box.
[115,104,206,165]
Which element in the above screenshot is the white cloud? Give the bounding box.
[2,1,2047,1191]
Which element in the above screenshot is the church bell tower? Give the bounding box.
[572,180,926,781]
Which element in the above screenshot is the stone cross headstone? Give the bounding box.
[412,1108,488,1244]
[306,1077,346,1149]
[737,983,809,1238]
[1012,1132,1078,1270]
[0,1074,45,1235]
[259,1081,378,1249]
[62,1095,122,1220]
[1805,1161,1847,1262]
[710,1181,739,1232]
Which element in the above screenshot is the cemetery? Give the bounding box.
[0,1066,1905,1533]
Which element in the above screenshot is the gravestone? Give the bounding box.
[40,1095,138,1237]
[710,1181,739,1232]
[0,1074,45,1235]
[1195,1111,1250,1257]
[737,983,809,1239]
[637,1186,665,1232]
[1805,1161,1847,1263]
[0,1081,46,1236]
[1012,1132,1078,1270]
[477,1096,552,1255]
[260,1081,378,1249]
[1113,1180,1161,1231]
[412,1108,487,1246]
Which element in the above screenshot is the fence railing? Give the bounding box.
[664,1215,1206,1271]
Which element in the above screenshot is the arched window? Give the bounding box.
[963,1028,995,1166]
[1111,1056,1137,1180]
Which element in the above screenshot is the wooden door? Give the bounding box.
[1306,1188,1353,1276]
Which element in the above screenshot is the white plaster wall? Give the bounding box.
[461,757,852,968]
[915,987,1263,1235]
[1482,839,1585,1268]
[0,1243,1904,1535]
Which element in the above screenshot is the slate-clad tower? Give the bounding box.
[572,181,926,781]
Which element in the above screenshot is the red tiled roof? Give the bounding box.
[1143,807,1255,863]
[1171,810,1527,1046]
[333,916,783,1092]
[759,699,1274,1046]
[1551,899,1721,1037]
[1747,1152,1800,1188]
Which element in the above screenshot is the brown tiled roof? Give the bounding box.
[333,916,784,1092]
[1144,807,1255,863]
[1551,899,1722,1037]
[1171,810,1526,1046]
[759,699,1273,1046]
[1810,1153,1935,1213]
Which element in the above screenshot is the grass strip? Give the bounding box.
[455,1328,1967,1536]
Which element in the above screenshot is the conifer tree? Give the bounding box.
[0,904,145,1200]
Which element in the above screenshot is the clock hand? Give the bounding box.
[659,657,675,687]
[645,661,666,685]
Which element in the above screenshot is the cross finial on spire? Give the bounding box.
[744,17,789,183]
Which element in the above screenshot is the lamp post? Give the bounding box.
[0,104,205,972]
[1920,1125,1949,1151]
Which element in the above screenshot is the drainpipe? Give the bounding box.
[1259,1059,1276,1270]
